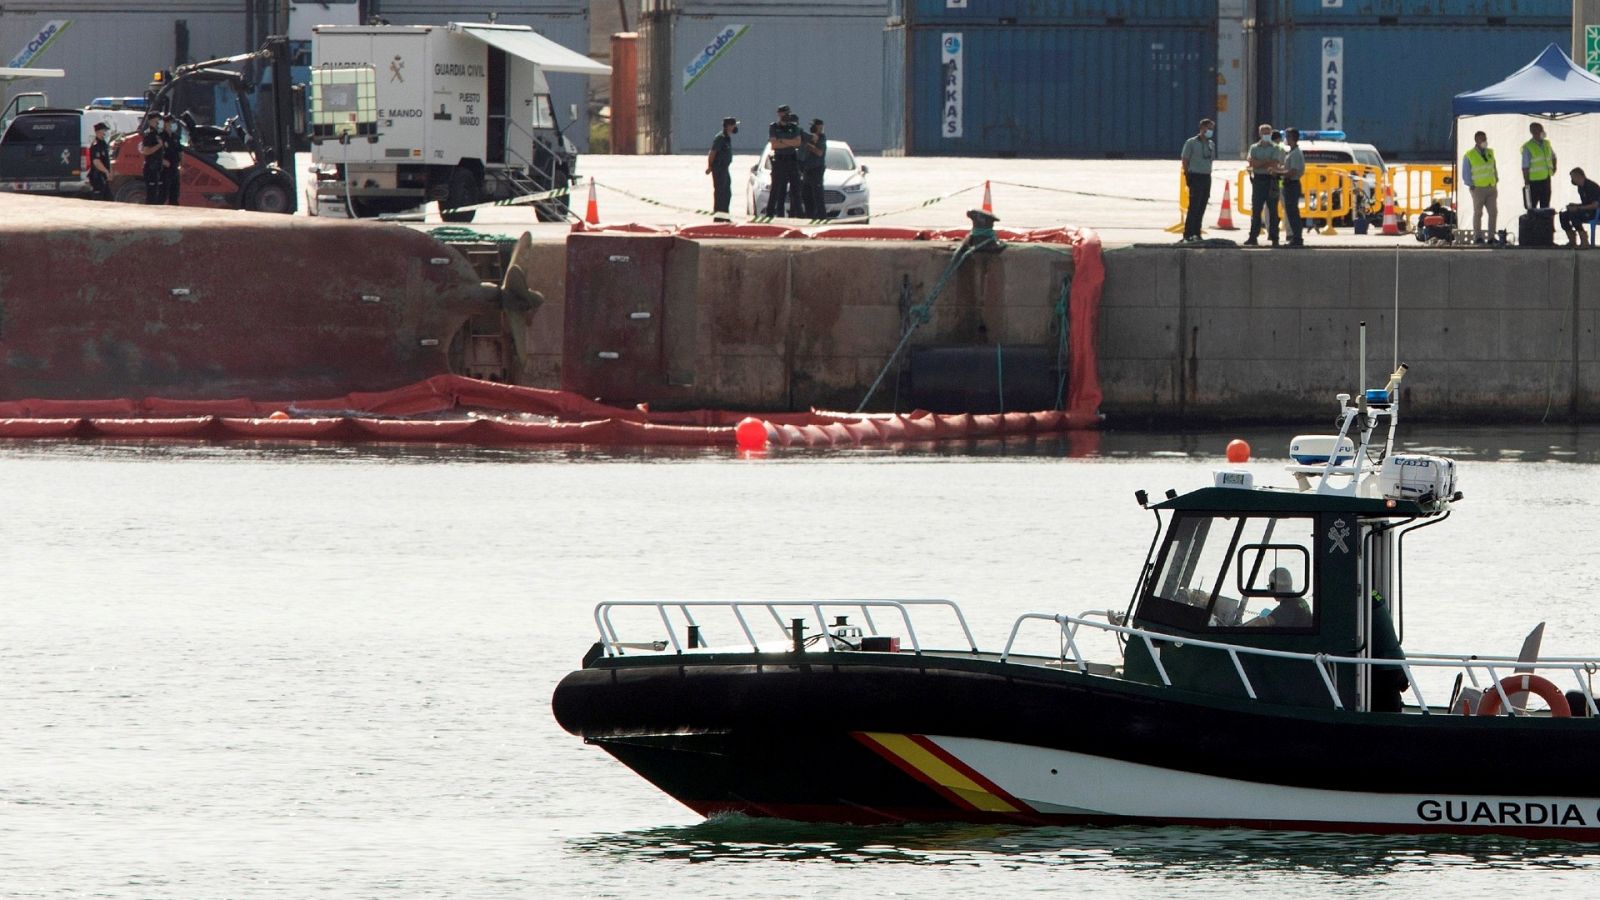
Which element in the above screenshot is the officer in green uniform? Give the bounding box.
[1281,128,1306,247]
[1244,123,1282,246]
[1522,122,1556,209]
[705,116,737,220]
[1179,117,1215,243]
[1462,130,1498,243]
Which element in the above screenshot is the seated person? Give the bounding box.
[1247,567,1311,628]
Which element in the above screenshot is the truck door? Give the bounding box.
[486,46,506,164]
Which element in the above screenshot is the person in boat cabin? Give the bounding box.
[1247,567,1311,628]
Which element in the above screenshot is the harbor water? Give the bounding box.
[5,431,1600,896]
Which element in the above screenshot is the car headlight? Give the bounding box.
[842,183,866,193]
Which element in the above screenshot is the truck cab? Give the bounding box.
[310,22,608,222]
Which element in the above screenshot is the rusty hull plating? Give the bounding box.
[0,195,506,399]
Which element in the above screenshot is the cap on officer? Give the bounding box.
[776,104,790,114]
[722,116,738,127]
[93,122,109,133]
[810,118,824,128]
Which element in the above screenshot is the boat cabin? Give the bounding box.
[1123,487,1429,711]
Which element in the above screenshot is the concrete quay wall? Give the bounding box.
[1099,248,1600,423]
[522,236,1075,411]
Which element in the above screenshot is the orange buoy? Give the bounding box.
[1226,438,1250,463]
[267,410,290,420]
[734,417,768,450]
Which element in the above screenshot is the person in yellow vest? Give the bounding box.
[1522,122,1556,209]
[1462,131,1498,243]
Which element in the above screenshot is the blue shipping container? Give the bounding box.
[1260,23,1569,159]
[890,24,1216,157]
[1255,0,1569,23]
[890,0,1215,25]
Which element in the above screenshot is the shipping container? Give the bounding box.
[0,5,246,112]
[1257,22,1569,159]
[637,0,888,154]
[1255,0,1570,23]
[368,1,593,150]
[885,22,1216,157]
[889,0,1216,27]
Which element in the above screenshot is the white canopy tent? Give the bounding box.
[1452,44,1600,218]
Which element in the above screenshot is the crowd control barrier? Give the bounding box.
[1387,165,1455,218]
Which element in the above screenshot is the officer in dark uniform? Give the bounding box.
[765,104,802,218]
[800,118,827,218]
[161,113,183,205]
[88,122,112,201]
[705,116,737,220]
[138,112,164,204]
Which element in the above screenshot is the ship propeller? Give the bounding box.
[497,232,543,313]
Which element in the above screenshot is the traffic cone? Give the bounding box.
[981,180,994,215]
[1215,180,1236,230]
[584,177,600,225]
[1380,185,1400,236]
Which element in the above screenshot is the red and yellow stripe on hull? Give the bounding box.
[853,732,1030,815]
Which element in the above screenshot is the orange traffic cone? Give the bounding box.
[1215,180,1237,230]
[1380,185,1400,236]
[584,177,600,225]
[981,180,994,214]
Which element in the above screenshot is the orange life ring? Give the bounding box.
[1475,674,1571,717]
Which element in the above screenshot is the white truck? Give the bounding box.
[309,22,609,222]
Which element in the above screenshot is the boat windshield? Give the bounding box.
[1150,514,1317,631]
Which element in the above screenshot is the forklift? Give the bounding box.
[107,36,302,212]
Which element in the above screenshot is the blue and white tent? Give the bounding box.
[1452,44,1600,213]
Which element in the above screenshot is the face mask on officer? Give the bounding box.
[1205,128,1214,139]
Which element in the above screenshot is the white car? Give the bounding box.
[746,138,870,219]
[1298,132,1387,223]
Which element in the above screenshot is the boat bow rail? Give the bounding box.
[1004,611,1600,717]
[591,599,980,658]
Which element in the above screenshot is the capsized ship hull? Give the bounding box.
[0,194,507,399]
[553,652,1600,839]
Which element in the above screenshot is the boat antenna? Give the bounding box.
[1393,246,1400,370]
[1359,320,1367,395]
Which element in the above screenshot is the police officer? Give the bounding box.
[1462,130,1498,243]
[1522,122,1556,209]
[1281,127,1306,247]
[138,112,164,204]
[161,113,183,205]
[1179,117,1215,243]
[88,122,112,201]
[1243,123,1281,246]
[765,104,802,218]
[705,116,737,220]
[800,118,827,219]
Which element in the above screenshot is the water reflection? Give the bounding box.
[571,815,1600,876]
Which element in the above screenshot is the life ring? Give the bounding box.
[1475,674,1571,717]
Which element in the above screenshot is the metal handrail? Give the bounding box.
[1003,611,1600,717]
[593,599,979,659]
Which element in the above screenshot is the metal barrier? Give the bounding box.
[1233,164,1379,235]
[1387,164,1455,218]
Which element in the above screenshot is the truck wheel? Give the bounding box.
[441,168,480,223]
[245,176,293,214]
[113,179,146,204]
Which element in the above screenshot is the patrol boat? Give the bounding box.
[552,358,1600,840]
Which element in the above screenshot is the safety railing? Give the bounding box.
[1000,611,1600,718]
[592,599,980,658]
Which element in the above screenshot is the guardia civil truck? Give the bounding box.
[309,22,609,222]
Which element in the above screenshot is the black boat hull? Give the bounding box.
[553,651,1600,839]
